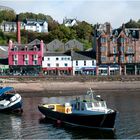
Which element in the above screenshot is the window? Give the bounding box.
[14,46,18,51]
[112,38,116,43]
[64,63,68,67]
[25,46,28,51]
[84,61,86,66]
[34,60,37,65]
[47,63,50,67]
[14,60,18,65]
[120,38,125,43]
[24,60,28,65]
[47,58,50,61]
[113,55,116,63]
[128,55,133,63]
[56,63,59,67]
[101,37,106,43]
[24,54,29,60]
[13,55,18,60]
[56,58,59,60]
[33,54,38,60]
[120,55,124,63]
[100,46,106,52]
[120,46,124,53]
[92,61,95,66]
[76,61,78,66]
[34,46,37,51]
[128,47,133,53]
[101,56,106,62]
[113,47,117,53]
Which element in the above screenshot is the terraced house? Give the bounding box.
[8,39,44,76]
[96,22,140,75]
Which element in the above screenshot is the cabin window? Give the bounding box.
[81,103,85,110]
[86,102,92,108]
[93,102,99,107]
[76,102,80,110]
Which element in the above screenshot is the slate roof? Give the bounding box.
[46,39,64,52]
[44,52,71,57]
[72,51,95,60]
[12,39,42,51]
[0,46,8,59]
[64,39,83,51]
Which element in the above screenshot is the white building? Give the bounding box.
[42,52,72,75]
[24,19,48,33]
[63,17,77,27]
[72,51,96,75]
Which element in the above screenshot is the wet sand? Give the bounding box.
[1,81,140,97]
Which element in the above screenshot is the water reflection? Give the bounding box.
[1,90,140,138]
[39,117,116,139]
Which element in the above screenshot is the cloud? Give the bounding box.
[0,0,140,28]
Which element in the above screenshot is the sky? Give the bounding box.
[0,0,140,28]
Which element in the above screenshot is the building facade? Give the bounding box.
[72,51,96,75]
[8,40,44,76]
[42,52,72,75]
[63,17,77,27]
[96,23,140,75]
[24,19,48,33]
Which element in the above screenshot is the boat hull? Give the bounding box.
[38,105,117,130]
[0,100,23,113]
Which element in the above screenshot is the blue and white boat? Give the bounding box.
[0,87,23,113]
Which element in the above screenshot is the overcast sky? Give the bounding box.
[0,0,140,28]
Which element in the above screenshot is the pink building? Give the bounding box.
[8,39,44,75]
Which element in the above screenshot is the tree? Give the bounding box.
[125,19,139,28]
[0,10,16,22]
[73,21,93,42]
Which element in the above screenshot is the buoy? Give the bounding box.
[57,120,61,124]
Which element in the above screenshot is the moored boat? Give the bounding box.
[0,87,23,113]
[38,89,117,130]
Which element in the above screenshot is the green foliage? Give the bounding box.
[19,12,53,22]
[125,19,140,28]
[73,21,93,42]
[0,10,16,22]
[80,39,92,50]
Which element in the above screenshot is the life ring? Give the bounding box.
[66,108,70,113]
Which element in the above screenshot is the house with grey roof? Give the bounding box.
[63,17,77,27]
[46,39,64,52]
[64,39,83,51]
[0,21,24,32]
[72,51,96,75]
[24,19,48,33]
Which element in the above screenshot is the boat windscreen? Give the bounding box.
[0,87,14,96]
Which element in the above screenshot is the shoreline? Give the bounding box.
[1,80,140,97]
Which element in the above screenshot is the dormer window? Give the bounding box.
[25,46,28,51]
[14,46,18,51]
[34,46,37,51]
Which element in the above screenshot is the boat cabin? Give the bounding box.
[71,97,107,112]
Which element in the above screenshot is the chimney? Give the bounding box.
[106,22,111,35]
[16,15,21,44]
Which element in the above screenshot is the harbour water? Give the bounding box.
[0,90,140,139]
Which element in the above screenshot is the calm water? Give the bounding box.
[0,90,140,139]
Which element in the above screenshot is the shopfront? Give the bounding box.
[82,67,96,75]
[126,64,135,75]
[43,67,72,76]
